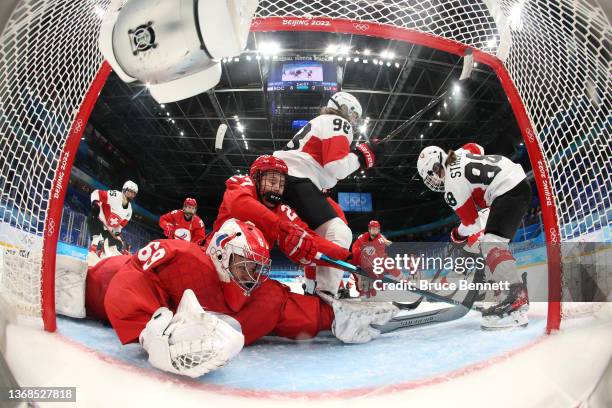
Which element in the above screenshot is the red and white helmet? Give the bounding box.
[208,219,271,295]
[183,197,197,208]
[368,220,381,229]
[249,155,288,179]
[417,146,447,192]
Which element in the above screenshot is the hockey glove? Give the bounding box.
[450,227,468,244]
[278,221,318,265]
[354,139,385,169]
[139,290,244,378]
[90,201,101,217]
[164,224,175,239]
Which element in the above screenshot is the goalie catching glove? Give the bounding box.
[139,289,244,378]
[278,221,318,265]
[354,139,385,169]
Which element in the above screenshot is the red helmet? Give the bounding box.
[183,198,197,207]
[249,155,288,179]
[369,220,381,229]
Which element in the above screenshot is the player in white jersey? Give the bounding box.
[273,92,385,296]
[87,180,138,264]
[417,144,531,329]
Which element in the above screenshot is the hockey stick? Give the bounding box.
[316,253,474,308]
[214,123,236,171]
[392,297,422,310]
[215,123,228,151]
[373,303,469,333]
[391,257,446,310]
[378,88,453,144]
[378,50,474,144]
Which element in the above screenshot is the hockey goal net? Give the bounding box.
[0,0,609,332]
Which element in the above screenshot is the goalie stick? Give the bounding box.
[373,303,469,333]
[378,266,485,333]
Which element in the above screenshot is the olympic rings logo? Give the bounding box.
[47,218,55,235]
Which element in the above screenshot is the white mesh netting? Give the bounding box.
[0,0,609,328]
[0,0,108,321]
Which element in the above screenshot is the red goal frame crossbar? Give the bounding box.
[41,17,562,333]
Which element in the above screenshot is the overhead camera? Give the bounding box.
[98,0,259,102]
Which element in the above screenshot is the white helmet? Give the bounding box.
[327,91,362,125]
[417,146,447,192]
[122,180,138,194]
[208,219,271,295]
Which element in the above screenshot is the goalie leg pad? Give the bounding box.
[318,291,398,344]
[315,218,352,295]
[139,289,244,378]
[55,255,88,318]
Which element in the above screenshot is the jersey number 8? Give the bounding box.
[465,153,502,185]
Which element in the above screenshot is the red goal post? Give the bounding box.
[0,0,608,333]
[249,15,563,332]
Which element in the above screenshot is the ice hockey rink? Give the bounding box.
[1,0,611,407]
[5,300,612,407]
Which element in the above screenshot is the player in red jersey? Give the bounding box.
[85,219,397,378]
[212,155,351,268]
[351,220,399,297]
[158,198,206,245]
[417,143,531,329]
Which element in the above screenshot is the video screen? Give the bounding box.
[338,192,373,212]
[267,60,338,92]
[281,62,324,82]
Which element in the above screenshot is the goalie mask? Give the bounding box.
[249,155,288,208]
[209,219,271,296]
[417,146,447,192]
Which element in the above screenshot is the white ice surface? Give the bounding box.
[5,302,612,407]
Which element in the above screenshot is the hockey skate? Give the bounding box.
[86,238,104,267]
[481,282,529,330]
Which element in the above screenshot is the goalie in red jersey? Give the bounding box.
[85,219,397,378]
[158,197,206,245]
